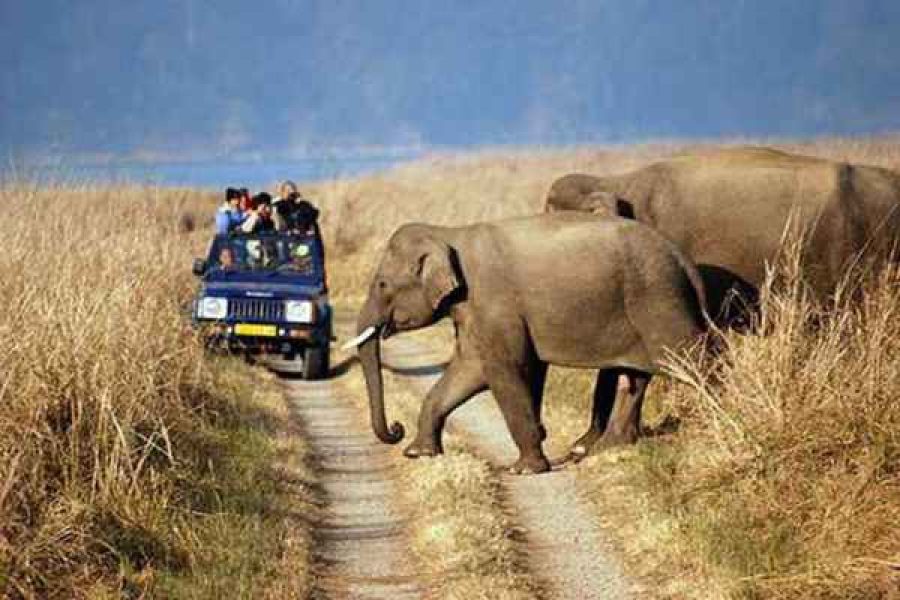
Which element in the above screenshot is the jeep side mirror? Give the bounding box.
[192,258,207,276]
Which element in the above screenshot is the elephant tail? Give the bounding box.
[675,250,710,330]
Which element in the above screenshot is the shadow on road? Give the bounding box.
[383,362,448,377]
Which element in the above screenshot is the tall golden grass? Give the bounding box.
[0,184,314,598]
[649,247,900,598]
[314,136,900,598]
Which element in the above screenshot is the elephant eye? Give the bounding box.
[378,280,387,290]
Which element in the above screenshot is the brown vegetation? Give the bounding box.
[0,185,315,598]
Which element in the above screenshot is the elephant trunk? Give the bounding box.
[356,303,405,444]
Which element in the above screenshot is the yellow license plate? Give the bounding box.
[234,323,277,337]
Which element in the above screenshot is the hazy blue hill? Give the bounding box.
[2,0,899,159]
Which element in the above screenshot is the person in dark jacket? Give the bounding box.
[273,181,320,233]
[274,180,327,290]
[240,193,276,233]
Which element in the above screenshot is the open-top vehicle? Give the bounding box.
[191,231,331,379]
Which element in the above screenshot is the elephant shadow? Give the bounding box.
[386,362,449,377]
[696,264,760,330]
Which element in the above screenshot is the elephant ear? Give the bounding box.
[585,191,636,219]
[420,243,460,310]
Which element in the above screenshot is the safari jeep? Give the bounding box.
[191,231,331,379]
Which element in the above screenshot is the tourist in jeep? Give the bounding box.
[273,180,320,234]
[215,187,246,234]
[241,193,277,234]
[217,246,238,270]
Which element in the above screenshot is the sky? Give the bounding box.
[2,0,899,160]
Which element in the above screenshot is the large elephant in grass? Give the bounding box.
[546,147,900,323]
[344,213,707,474]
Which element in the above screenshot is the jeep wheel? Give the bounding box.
[303,343,330,380]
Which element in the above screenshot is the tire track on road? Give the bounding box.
[281,375,423,599]
[378,335,636,600]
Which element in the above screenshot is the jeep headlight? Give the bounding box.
[285,300,314,323]
[198,296,228,320]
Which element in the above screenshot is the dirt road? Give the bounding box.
[277,310,637,599]
[282,376,423,599]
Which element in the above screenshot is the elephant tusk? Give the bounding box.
[341,326,378,351]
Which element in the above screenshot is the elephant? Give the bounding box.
[344,213,708,474]
[545,146,900,324]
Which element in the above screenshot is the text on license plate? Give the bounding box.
[234,323,277,337]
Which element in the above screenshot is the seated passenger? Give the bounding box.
[244,240,264,268]
[215,187,246,234]
[245,239,276,269]
[286,243,314,273]
[217,246,238,270]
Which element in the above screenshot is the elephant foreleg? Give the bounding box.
[404,356,487,458]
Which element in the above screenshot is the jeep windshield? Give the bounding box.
[208,234,321,275]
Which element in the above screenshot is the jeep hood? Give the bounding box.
[202,270,324,298]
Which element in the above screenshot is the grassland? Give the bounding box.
[0,185,316,598]
[311,135,900,599]
[3,135,898,598]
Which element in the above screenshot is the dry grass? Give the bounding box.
[638,254,900,599]
[0,184,315,598]
[318,135,900,599]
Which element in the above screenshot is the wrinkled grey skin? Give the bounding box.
[356,213,707,474]
[546,147,900,323]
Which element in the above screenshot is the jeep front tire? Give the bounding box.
[303,342,330,380]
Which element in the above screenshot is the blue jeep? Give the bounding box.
[191,231,331,379]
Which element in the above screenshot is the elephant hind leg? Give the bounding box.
[569,368,619,459]
[482,360,551,475]
[569,369,651,461]
[601,370,651,445]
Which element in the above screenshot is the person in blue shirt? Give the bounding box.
[215,187,246,234]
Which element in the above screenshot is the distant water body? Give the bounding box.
[2,154,420,189]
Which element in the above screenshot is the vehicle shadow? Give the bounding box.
[267,354,361,380]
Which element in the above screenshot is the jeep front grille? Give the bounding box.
[229,298,284,321]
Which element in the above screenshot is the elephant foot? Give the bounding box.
[598,427,640,447]
[403,440,442,459]
[568,429,605,461]
[566,427,638,462]
[549,453,575,468]
[507,455,551,475]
